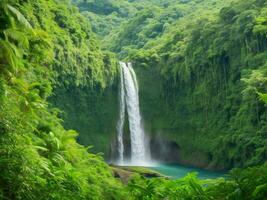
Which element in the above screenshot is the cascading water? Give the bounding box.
[116,62,150,166]
[117,65,126,165]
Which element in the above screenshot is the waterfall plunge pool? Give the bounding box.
[111,162,226,180]
[148,163,225,179]
[115,63,225,180]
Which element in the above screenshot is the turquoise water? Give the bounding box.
[149,164,225,179]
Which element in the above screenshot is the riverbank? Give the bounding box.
[110,163,225,184]
[111,165,166,184]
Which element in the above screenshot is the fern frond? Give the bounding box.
[258,92,267,104]
[39,158,53,175]
[7,4,32,29]
[51,152,66,165]
[32,29,52,49]
[34,145,49,152]
[4,28,29,49]
[0,39,20,73]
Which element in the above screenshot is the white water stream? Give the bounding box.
[116,62,150,166]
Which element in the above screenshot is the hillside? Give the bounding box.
[0,0,267,199]
[0,0,122,199]
[73,0,267,170]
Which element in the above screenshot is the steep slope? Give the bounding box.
[72,0,175,39]
[0,0,123,199]
[76,0,267,169]
[105,0,236,56]
[1,0,267,199]
[127,0,267,169]
[25,0,120,156]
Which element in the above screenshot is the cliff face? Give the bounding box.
[50,85,119,157]
[135,65,214,169]
[127,0,267,170]
[1,0,267,199]
[62,0,267,170]
[0,1,123,199]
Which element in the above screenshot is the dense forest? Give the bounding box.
[0,0,267,199]
[73,0,267,168]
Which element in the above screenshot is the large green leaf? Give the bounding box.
[7,4,32,29]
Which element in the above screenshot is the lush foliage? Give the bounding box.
[1,0,267,199]
[0,0,123,199]
[72,0,175,39]
[31,0,121,156]
[95,0,267,169]
[18,0,120,156]
[126,163,267,200]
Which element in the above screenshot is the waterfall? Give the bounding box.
[117,65,126,165]
[116,62,149,165]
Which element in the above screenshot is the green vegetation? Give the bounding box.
[0,0,122,199]
[153,0,267,169]
[0,0,267,199]
[126,163,267,200]
[31,0,119,156]
[85,0,267,169]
